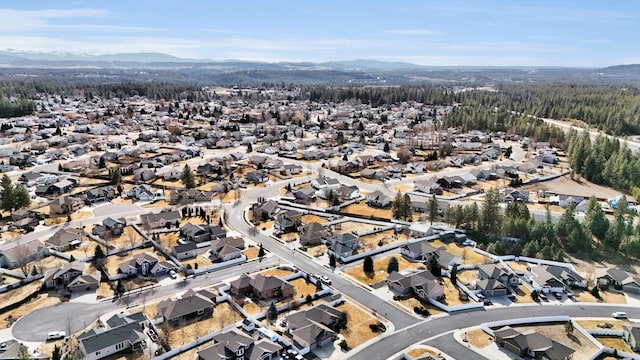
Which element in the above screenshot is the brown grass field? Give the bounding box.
[344,255,419,285]
[466,328,493,348]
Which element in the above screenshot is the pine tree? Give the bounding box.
[329,254,336,268]
[52,345,62,360]
[267,301,278,320]
[181,164,196,189]
[98,157,106,169]
[450,264,458,285]
[111,170,122,185]
[387,257,399,274]
[13,184,31,209]
[1,174,14,212]
[94,245,106,259]
[428,195,439,224]
[363,255,374,273]
[258,244,265,259]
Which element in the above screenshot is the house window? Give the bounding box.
[197,309,205,315]
[236,347,244,356]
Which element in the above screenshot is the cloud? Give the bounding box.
[0,8,163,33]
[385,29,440,36]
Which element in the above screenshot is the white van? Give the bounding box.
[47,331,66,340]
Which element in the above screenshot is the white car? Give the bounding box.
[320,275,332,285]
[47,331,66,340]
[612,312,628,319]
[169,270,177,279]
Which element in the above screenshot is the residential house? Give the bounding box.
[623,324,640,352]
[197,328,282,360]
[293,186,317,203]
[246,170,269,184]
[229,274,295,300]
[386,270,444,301]
[493,326,574,360]
[502,189,530,203]
[19,171,57,187]
[168,189,215,205]
[49,195,84,215]
[92,217,126,238]
[209,237,245,263]
[328,233,359,259]
[172,242,199,260]
[365,190,391,208]
[35,179,76,196]
[180,223,226,243]
[157,288,216,325]
[299,222,327,246]
[45,228,83,251]
[43,262,85,289]
[408,223,435,238]
[118,252,158,276]
[281,164,302,176]
[0,238,46,269]
[558,195,585,209]
[140,210,181,229]
[596,268,640,294]
[311,176,341,197]
[475,264,519,296]
[133,168,155,182]
[336,185,360,201]
[286,304,344,351]
[400,240,439,261]
[67,270,101,291]
[528,265,586,293]
[251,200,279,222]
[84,186,116,204]
[77,312,150,360]
[124,184,158,202]
[273,210,302,235]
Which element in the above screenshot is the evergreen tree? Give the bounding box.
[110,170,122,185]
[98,157,106,169]
[481,188,501,238]
[267,301,278,320]
[181,164,196,189]
[52,345,62,360]
[584,196,609,241]
[428,195,439,224]
[1,174,14,212]
[258,244,265,259]
[329,254,336,268]
[94,245,106,259]
[450,264,458,285]
[13,185,31,210]
[387,256,399,274]
[363,255,374,273]
[383,142,390,153]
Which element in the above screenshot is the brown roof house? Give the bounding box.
[230,274,295,300]
[285,304,345,351]
[197,328,282,360]
[157,289,216,325]
[493,326,574,360]
[49,195,84,215]
[298,222,327,246]
[386,270,444,301]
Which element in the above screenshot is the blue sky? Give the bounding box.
[1,0,638,66]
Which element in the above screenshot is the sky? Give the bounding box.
[0,0,638,67]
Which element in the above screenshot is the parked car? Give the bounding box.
[169,270,177,279]
[321,275,332,285]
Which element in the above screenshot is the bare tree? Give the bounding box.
[14,239,35,277]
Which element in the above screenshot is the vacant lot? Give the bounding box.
[336,301,380,349]
[260,268,295,278]
[0,281,41,309]
[523,175,622,199]
[341,201,392,220]
[576,319,630,330]
[456,269,479,286]
[514,285,536,303]
[306,244,327,258]
[466,328,493,348]
[358,230,411,252]
[243,246,260,260]
[573,289,599,303]
[600,290,626,304]
[344,255,419,285]
[332,221,377,234]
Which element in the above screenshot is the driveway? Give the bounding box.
[92,203,141,217]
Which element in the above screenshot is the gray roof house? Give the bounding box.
[77,312,150,360]
[197,328,282,360]
[157,288,216,325]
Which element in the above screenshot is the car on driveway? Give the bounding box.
[169,270,177,279]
